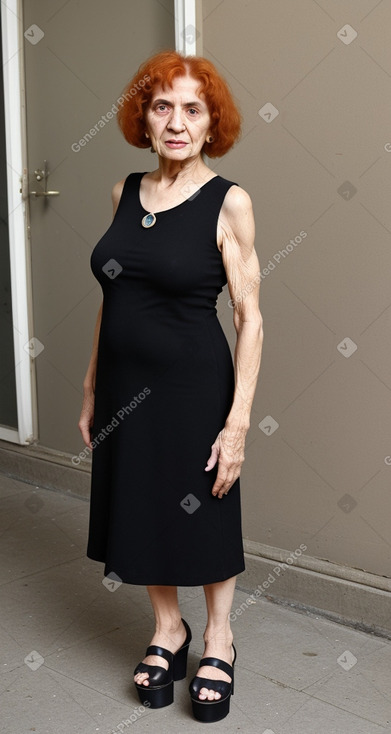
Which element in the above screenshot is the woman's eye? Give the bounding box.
[154,105,198,115]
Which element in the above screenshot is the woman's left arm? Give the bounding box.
[205,186,264,498]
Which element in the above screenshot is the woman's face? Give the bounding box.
[145,74,211,162]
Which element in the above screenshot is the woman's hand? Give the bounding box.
[78,386,95,449]
[205,425,247,499]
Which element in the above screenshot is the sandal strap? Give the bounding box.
[181,618,192,647]
[145,645,173,664]
[133,660,171,687]
[198,656,233,677]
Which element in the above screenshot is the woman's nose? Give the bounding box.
[168,108,185,131]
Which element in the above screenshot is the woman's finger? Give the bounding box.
[204,444,219,471]
[212,463,241,497]
[79,420,93,449]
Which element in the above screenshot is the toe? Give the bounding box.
[199,687,221,701]
[209,689,221,701]
[134,672,149,686]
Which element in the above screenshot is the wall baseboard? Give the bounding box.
[0,439,91,498]
[1,440,390,638]
[238,543,391,639]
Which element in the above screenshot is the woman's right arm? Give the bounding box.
[78,179,126,448]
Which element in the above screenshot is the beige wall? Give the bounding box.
[17,0,390,583]
[202,0,391,578]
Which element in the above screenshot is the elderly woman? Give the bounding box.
[78,50,263,723]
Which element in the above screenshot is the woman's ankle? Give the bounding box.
[203,624,233,647]
[154,614,183,635]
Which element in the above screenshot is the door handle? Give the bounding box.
[23,160,60,197]
[30,190,60,197]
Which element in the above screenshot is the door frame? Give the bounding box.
[175,0,202,55]
[1,0,36,445]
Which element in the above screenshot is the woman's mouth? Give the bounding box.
[165,140,188,149]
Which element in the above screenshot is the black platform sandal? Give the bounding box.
[133,618,192,709]
[188,643,236,722]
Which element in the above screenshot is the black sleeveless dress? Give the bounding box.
[86,171,246,586]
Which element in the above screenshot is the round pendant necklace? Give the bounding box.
[141,212,157,228]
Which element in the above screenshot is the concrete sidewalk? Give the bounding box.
[1,472,390,734]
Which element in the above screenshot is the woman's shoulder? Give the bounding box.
[218,177,253,215]
[213,172,251,206]
[111,178,126,213]
[217,181,255,252]
[110,172,143,216]
[112,171,145,189]
[111,171,145,205]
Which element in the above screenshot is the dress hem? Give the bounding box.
[86,551,245,587]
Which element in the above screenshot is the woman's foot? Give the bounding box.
[195,628,234,701]
[133,617,188,687]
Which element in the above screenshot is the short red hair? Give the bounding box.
[116,50,241,158]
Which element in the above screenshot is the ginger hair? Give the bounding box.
[116,50,241,158]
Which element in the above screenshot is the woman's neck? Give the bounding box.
[150,155,213,188]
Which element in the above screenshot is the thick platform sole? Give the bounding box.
[190,692,231,723]
[173,642,190,681]
[135,679,173,708]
